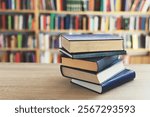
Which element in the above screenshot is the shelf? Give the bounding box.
[40,29,149,34]
[39,10,150,16]
[126,49,149,56]
[0,48,37,51]
[0,10,35,13]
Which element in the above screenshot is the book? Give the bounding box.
[60,34,124,53]
[60,47,126,59]
[61,55,118,72]
[71,69,135,94]
[60,60,125,84]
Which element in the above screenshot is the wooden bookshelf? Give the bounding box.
[0,10,35,13]
[39,10,150,16]
[0,0,150,64]
[0,48,37,51]
[0,29,35,33]
[40,29,150,34]
[126,49,149,56]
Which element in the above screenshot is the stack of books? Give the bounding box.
[60,34,136,94]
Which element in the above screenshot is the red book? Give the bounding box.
[60,0,63,11]
[1,0,6,9]
[43,15,47,30]
[2,15,6,29]
[15,52,21,63]
[57,54,61,63]
[139,17,142,30]
[116,17,122,30]
[61,16,64,29]
[75,16,79,30]
[107,0,111,11]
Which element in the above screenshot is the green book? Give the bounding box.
[8,15,12,30]
[17,33,22,48]
[28,15,32,30]
[50,13,55,30]
[100,0,103,11]
[27,0,29,9]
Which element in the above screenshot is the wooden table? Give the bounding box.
[0,63,149,100]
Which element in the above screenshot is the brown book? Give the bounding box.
[2,15,6,29]
[10,35,17,48]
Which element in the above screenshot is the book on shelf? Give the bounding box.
[0,14,34,30]
[0,0,34,10]
[39,0,150,12]
[61,55,119,72]
[39,33,59,50]
[0,33,36,49]
[60,34,124,53]
[60,60,125,84]
[39,13,150,32]
[0,51,36,62]
[71,69,136,94]
[40,51,61,63]
[121,33,147,50]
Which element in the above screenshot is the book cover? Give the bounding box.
[17,33,22,48]
[60,47,126,59]
[60,60,125,84]
[71,69,135,94]
[61,55,119,72]
[61,34,124,53]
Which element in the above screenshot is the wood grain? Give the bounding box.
[0,63,150,100]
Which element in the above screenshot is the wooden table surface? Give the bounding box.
[0,63,150,100]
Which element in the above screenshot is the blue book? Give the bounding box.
[71,69,135,94]
[60,34,124,53]
[61,60,125,84]
[64,15,71,29]
[60,48,126,59]
[61,55,119,72]
[8,0,11,9]
[141,17,146,30]
[58,16,61,29]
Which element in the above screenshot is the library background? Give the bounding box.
[0,0,150,64]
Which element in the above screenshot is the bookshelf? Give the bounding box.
[0,0,150,64]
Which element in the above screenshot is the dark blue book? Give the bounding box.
[60,48,126,59]
[60,34,124,53]
[61,60,125,84]
[141,17,146,30]
[71,69,135,94]
[58,16,61,29]
[8,0,11,9]
[64,15,71,29]
[61,55,119,72]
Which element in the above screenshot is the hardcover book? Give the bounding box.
[61,55,119,72]
[60,60,125,84]
[60,34,124,53]
[71,69,136,94]
[60,48,126,59]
